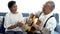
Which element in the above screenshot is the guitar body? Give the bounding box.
[24,15,41,34]
[29,19,41,34]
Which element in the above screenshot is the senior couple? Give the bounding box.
[4,1,56,34]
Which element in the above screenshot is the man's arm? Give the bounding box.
[29,11,42,18]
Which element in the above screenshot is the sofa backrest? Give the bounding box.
[53,13,59,23]
[0,13,59,33]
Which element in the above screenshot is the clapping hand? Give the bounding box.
[17,21,23,27]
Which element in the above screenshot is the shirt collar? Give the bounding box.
[44,12,53,18]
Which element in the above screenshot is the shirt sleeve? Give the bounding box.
[4,14,12,28]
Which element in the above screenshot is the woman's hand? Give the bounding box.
[17,21,23,27]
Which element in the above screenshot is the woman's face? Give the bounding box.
[10,3,17,13]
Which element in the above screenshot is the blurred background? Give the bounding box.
[0,0,60,23]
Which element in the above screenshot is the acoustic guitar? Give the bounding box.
[23,14,41,34]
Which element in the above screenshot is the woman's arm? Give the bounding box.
[8,22,23,29]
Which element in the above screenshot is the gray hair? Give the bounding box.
[47,1,55,10]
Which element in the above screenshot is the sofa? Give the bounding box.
[0,12,60,34]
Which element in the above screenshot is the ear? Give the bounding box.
[9,8,12,12]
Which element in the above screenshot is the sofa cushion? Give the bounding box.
[0,13,6,16]
[22,13,29,17]
[55,23,60,33]
[53,13,59,23]
[54,31,60,34]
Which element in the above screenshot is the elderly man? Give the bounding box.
[28,1,56,34]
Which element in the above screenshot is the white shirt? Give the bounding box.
[34,11,56,34]
[4,12,25,31]
[39,12,56,34]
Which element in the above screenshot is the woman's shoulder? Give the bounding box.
[5,12,11,17]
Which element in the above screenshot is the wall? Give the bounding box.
[0,0,60,23]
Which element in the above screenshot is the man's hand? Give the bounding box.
[36,28,43,34]
[33,24,39,29]
[26,19,32,25]
[40,30,43,34]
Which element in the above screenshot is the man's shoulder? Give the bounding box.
[48,17,57,23]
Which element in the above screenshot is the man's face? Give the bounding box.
[43,2,52,15]
[10,3,17,13]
